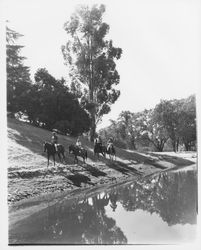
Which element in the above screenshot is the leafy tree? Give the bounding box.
[6,26,31,114]
[154,100,180,152]
[31,68,91,135]
[154,96,196,152]
[140,109,169,152]
[177,95,196,151]
[62,4,122,141]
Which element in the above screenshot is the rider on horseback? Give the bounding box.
[107,137,114,151]
[94,135,102,147]
[76,137,83,152]
[51,131,58,152]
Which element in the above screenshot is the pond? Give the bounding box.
[9,168,197,245]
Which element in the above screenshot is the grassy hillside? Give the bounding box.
[7,118,196,203]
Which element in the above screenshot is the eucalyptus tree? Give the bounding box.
[62,4,122,141]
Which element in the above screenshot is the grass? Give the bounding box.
[7,117,196,203]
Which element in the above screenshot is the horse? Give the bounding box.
[94,143,106,158]
[43,142,65,166]
[69,144,87,163]
[106,144,116,160]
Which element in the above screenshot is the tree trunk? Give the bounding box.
[88,35,96,142]
[172,140,177,152]
[89,111,96,142]
[89,120,96,142]
[184,142,189,151]
[157,145,164,152]
[130,137,136,150]
[176,138,179,152]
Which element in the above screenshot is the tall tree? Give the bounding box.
[6,26,31,114]
[62,4,122,141]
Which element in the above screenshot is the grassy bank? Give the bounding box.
[7,118,196,204]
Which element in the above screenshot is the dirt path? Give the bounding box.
[7,118,196,205]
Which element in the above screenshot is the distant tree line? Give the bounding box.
[99,95,196,152]
[6,26,91,136]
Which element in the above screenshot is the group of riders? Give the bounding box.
[51,131,114,154]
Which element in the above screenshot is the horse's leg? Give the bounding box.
[109,152,112,160]
[62,152,65,163]
[47,154,49,167]
[74,155,78,164]
[53,154,55,166]
[58,152,61,163]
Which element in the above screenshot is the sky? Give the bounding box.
[2,0,201,129]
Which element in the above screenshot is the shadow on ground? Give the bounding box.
[116,148,195,168]
[63,173,95,187]
[148,152,195,166]
[107,160,143,176]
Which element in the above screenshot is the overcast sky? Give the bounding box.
[3,0,201,129]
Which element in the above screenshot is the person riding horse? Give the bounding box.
[51,131,58,152]
[94,135,106,158]
[107,137,114,151]
[76,138,83,153]
[94,135,102,147]
[69,139,87,163]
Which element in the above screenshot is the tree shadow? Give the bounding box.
[82,164,107,178]
[7,118,83,166]
[115,148,194,169]
[114,148,166,169]
[148,152,195,166]
[107,160,142,176]
[66,173,95,187]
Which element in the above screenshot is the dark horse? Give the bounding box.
[43,142,65,166]
[94,143,116,160]
[94,143,106,158]
[69,144,87,163]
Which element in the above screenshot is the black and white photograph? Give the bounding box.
[0,0,200,247]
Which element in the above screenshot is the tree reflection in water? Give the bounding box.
[117,170,197,226]
[43,192,127,244]
[9,169,197,244]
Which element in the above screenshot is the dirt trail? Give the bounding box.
[7,118,196,204]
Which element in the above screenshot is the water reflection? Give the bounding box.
[9,169,197,244]
[118,170,197,226]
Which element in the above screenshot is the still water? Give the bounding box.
[9,169,197,244]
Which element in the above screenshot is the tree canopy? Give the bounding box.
[25,68,91,135]
[6,26,31,114]
[6,26,91,136]
[100,95,196,152]
[62,4,122,141]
